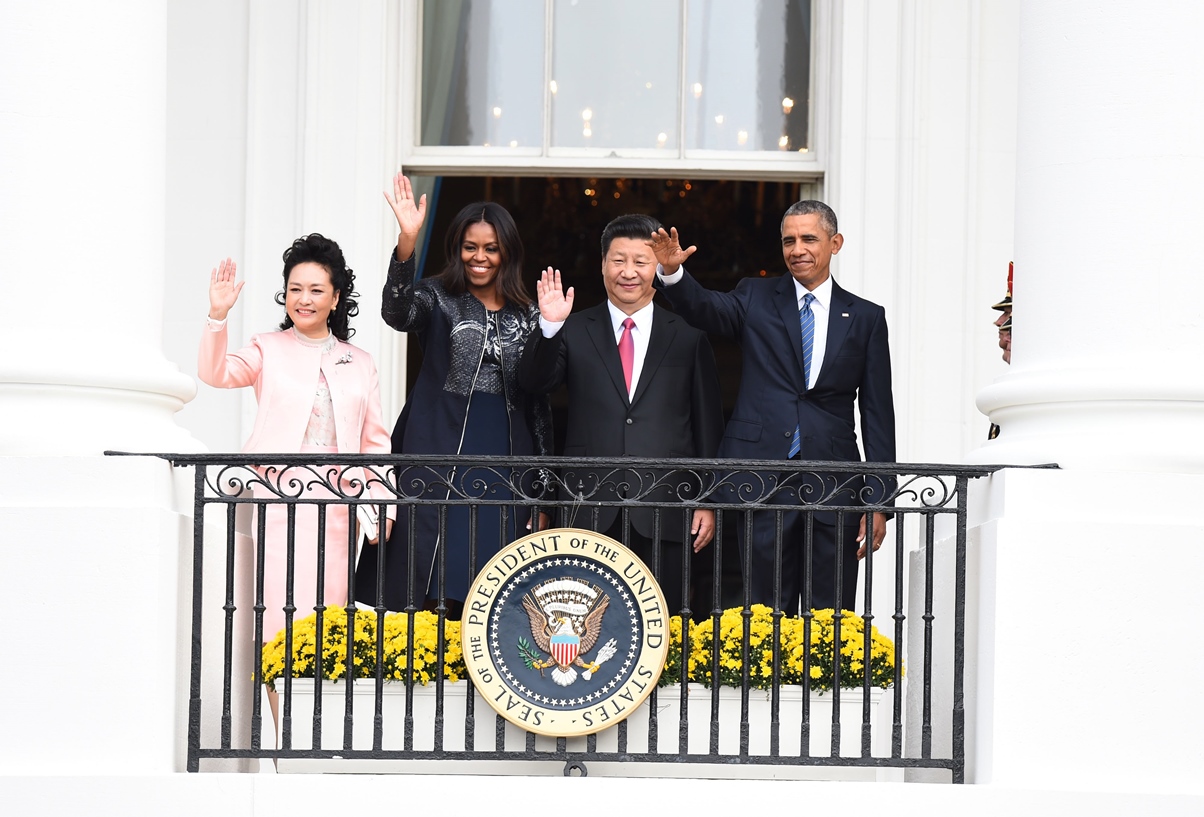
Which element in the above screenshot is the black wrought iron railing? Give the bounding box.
[111,452,1040,782]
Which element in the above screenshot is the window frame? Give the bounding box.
[397,0,831,181]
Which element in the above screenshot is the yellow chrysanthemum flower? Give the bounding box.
[658,608,900,692]
[261,606,468,686]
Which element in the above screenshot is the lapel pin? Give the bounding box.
[841,312,850,318]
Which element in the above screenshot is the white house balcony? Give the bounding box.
[111,451,1027,783]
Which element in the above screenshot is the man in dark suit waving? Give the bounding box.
[652,201,895,614]
[519,214,724,617]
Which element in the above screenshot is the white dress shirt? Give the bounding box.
[607,300,653,399]
[796,275,831,389]
[538,300,656,400]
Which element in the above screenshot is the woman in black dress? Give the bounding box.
[355,172,552,617]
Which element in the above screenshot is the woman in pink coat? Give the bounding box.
[198,234,393,643]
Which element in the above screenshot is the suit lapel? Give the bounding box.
[817,281,855,384]
[774,274,806,388]
[584,304,631,405]
[630,305,675,407]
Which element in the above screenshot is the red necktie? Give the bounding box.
[618,317,635,393]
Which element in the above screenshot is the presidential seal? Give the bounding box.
[461,528,669,737]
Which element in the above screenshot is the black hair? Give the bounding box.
[439,201,531,307]
[781,200,839,236]
[275,233,360,341]
[600,214,663,257]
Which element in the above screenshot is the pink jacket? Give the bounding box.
[198,326,394,500]
[199,325,391,454]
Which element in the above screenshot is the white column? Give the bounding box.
[975,1,1204,472]
[0,1,195,775]
[964,1,1204,794]
[0,0,198,456]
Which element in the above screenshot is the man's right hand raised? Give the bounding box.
[650,227,697,276]
[536,267,574,323]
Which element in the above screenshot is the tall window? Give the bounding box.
[417,0,816,169]
[684,0,811,153]
[420,1,545,148]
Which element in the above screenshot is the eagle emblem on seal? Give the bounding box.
[518,578,618,687]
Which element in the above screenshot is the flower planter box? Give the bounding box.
[604,682,894,758]
[274,678,545,755]
[273,679,900,780]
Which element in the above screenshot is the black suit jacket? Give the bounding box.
[518,301,724,540]
[660,270,896,516]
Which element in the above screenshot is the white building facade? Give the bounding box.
[2,1,1202,813]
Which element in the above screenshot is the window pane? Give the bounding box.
[550,0,680,150]
[685,0,811,152]
[421,0,544,147]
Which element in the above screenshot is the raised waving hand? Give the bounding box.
[385,170,428,261]
[649,227,697,276]
[208,258,244,321]
[535,267,574,323]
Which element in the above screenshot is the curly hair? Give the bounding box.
[275,233,360,340]
[438,201,532,308]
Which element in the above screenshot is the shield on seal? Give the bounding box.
[550,631,579,666]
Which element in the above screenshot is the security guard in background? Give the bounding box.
[988,262,1012,440]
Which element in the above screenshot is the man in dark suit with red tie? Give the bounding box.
[518,214,724,617]
[651,201,896,614]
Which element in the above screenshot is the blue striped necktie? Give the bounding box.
[787,292,816,458]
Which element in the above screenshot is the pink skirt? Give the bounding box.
[252,444,353,641]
